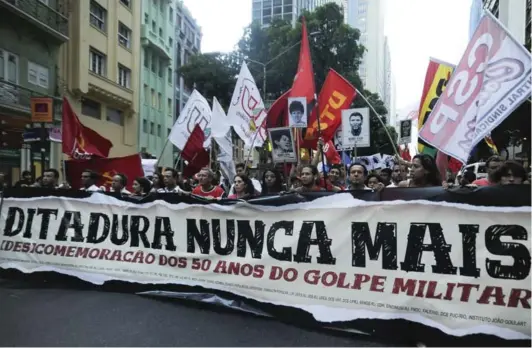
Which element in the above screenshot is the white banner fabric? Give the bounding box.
[0,195,530,340]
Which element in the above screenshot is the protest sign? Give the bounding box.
[0,195,530,339]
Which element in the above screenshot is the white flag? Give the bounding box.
[227,62,267,147]
[168,90,212,150]
[211,97,234,159]
[419,12,532,163]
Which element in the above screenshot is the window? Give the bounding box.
[169,37,173,49]
[167,98,172,114]
[159,27,163,37]
[143,50,149,68]
[158,59,163,77]
[152,20,156,32]
[117,64,131,88]
[151,88,156,107]
[28,62,49,88]
[143,84,149,104]
[120,0,130,8]
[157,93,162,110]
[81,98,101,119]
[90,0,106,32]
[142,119,148,133]
[144,13,149,24]
[150,121,155,135]
[169,8,173,21]
[118,22,131,48]
[167,67,172,84]
[157,124,161,137]
[89,48,106,76]
[0,49,19,84]
[106,107,124,125]
[151,54,157,72]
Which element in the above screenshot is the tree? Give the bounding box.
[177,53,239,108]
[179,3,394,154]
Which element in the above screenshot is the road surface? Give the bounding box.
[0,278,394,347]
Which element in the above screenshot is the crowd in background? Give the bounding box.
[0,149,530,201]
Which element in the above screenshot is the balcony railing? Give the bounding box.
[0,0,69,41]
[0,80,62,119]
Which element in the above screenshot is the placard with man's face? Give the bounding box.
[268,127,297,163]
[287,97,308,128]
[341,107,370,148]
[399,120,412,144]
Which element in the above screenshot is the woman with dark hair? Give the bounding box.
[261,168,283,195]
[398,154,441,187]
[493,161,527,185]
[132,177,152,197]
[228,175,255,200]
[150,172,162,192]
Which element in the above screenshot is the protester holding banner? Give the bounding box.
[131,177,152,197]
[261,168,285,196]
[398,154,441,188]
[192,168,225,199]
[227,174,255,200]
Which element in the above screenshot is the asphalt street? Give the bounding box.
[0,278,394,347]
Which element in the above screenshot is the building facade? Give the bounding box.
[139,0,177,167]
[483,0,530,47]
[0,0,69,183]
[383,36,396,124]
[252,0,341,27]
[174,2,201,122]
[57,0,141,167]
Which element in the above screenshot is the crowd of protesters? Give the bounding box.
[0,149,529,201]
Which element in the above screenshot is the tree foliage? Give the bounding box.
[179,3,395,153]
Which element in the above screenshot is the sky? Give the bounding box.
[183,0,472,111]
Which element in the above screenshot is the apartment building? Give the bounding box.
[0,0,69,183]
[57,0,141,164]
[252,0,341,27]
[139,0,177,167]
[175,1,202,116]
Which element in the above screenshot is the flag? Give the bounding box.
[290,17,316,113]
[65,154,144,190]
[323,140,341,165]
[181,124,208,163]
[484,135,498,154]
[266,89,291,128]
[416,58,455,157]
[168,90,212,150]
[62,97,113,159]
[419,13,532,163]
[182,124,210,178]
[303,69,357,146]
[211,97,237,182]
[341,151,351,166]
[227,62,267,147]
[399,145,412,162]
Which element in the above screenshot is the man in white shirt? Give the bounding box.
[80,170,105,192]
[110,173,132,195]
[157,168,188,194]
[228,163,262,196]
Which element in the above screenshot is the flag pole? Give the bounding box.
[244,118,265,168]
[314,95,328,190]
[154,138,171,169]
[355,88,401,158]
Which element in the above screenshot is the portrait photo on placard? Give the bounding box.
[287,97,308,128]
[342,107,370,148]
[268,127,297,163]
[333,125,353,151]
[399,120,412,144]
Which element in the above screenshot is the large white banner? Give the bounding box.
[169,90,212,150]
[0,195,530,340]
[418,13,532,163]
[227,62,267,147]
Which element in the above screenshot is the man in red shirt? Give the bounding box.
[192,168,225,199]
[472,155,502,186]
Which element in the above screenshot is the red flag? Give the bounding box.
[266,89,291,128]
[323,140,341,164]
[182,124,210,177]
[62,97,113,159]
[399,145,412,161]
[65,154,144,191]
[291,18,315,101]
[302,69,357,147]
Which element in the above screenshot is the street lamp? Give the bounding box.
[246,31,321,101]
